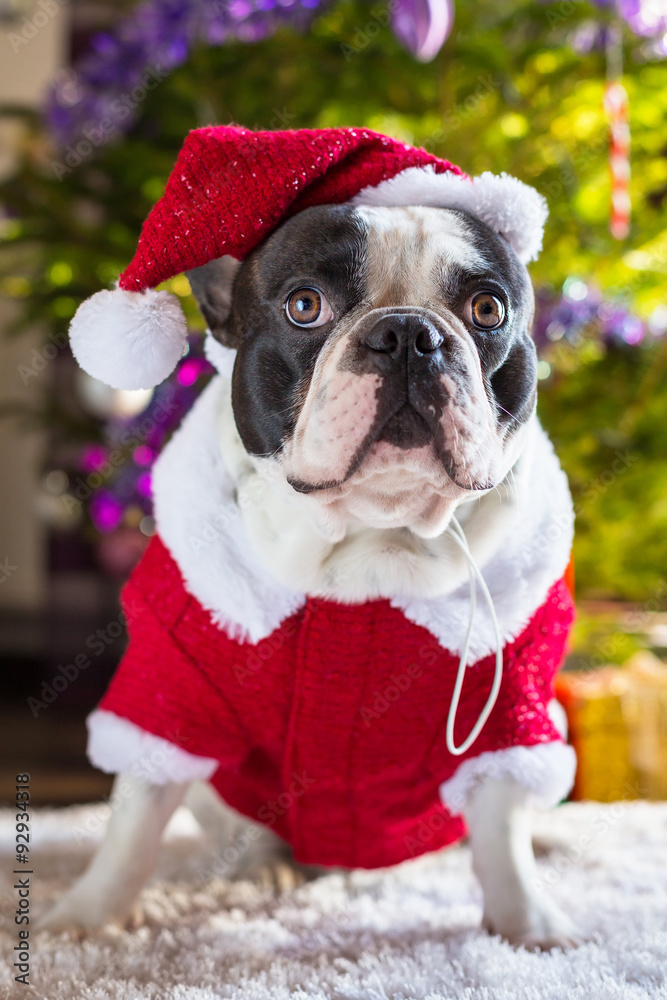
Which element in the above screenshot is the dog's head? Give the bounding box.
[188,204,537,538]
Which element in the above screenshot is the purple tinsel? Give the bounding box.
[47,0,454,148]
[533,279,650,356]
[569,20,613,54]
[84,335,213,533]
[615,0,667,37]
[591,0,667,37]
[47,0,329,147]
[578,0,667,58]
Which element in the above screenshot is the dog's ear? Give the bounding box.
[187,256,241,347]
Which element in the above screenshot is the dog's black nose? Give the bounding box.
[362,313,444,358]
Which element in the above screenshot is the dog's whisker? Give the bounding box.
[496,402,518,422]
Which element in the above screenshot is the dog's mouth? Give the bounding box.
[287,384,501,497]
[287,397,480,496]
[376,402,433,451]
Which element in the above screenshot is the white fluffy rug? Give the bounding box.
[1,800,667,1000]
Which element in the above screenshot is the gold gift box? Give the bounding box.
[620,651,667,799]
[556,651,667,801]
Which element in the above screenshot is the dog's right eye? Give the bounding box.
[466,291,506,330]
[285,287,334,328]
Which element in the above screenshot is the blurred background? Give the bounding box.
[0,0,666,808]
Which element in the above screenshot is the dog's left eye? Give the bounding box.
[285,287,334,328]
[466,292,506,330]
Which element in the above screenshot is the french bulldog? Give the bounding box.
[39,203,580,949]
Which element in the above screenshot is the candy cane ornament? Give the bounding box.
[605,79,631,241]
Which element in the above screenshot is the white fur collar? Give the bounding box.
[152,360,305,644]
[153,342,572,658]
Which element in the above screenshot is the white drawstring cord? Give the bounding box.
[444,515,504,757]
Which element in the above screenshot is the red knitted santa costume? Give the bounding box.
[70,126,576,869]
[95,536,573,868]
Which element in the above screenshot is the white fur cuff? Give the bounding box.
[87,709,219,784]
[439,740,577,814]
[353,166,548,264]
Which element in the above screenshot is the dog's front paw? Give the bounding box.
[36,886,138,935]
[482,894,583,951]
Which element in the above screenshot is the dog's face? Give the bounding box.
[189,204,537,537]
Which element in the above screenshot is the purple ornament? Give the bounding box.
[136,472,153,497]
[533,280,647,354]
[176,357,204,386]
[391,0,453,61]
[133,445,154,466]
[618,0,667,36]
[599,304,646,345]
[80,443,108,473]
[622,315,645,345]
[90,491,124,532]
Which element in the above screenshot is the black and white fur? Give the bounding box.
[40,204,580,949]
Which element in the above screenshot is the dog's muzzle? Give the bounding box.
[288,307,484,494]
[350,309,465,452]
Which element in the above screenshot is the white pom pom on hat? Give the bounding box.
[69,287,188,391]
[68,125,548,391]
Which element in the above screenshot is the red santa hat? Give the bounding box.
[69,125,548,391]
